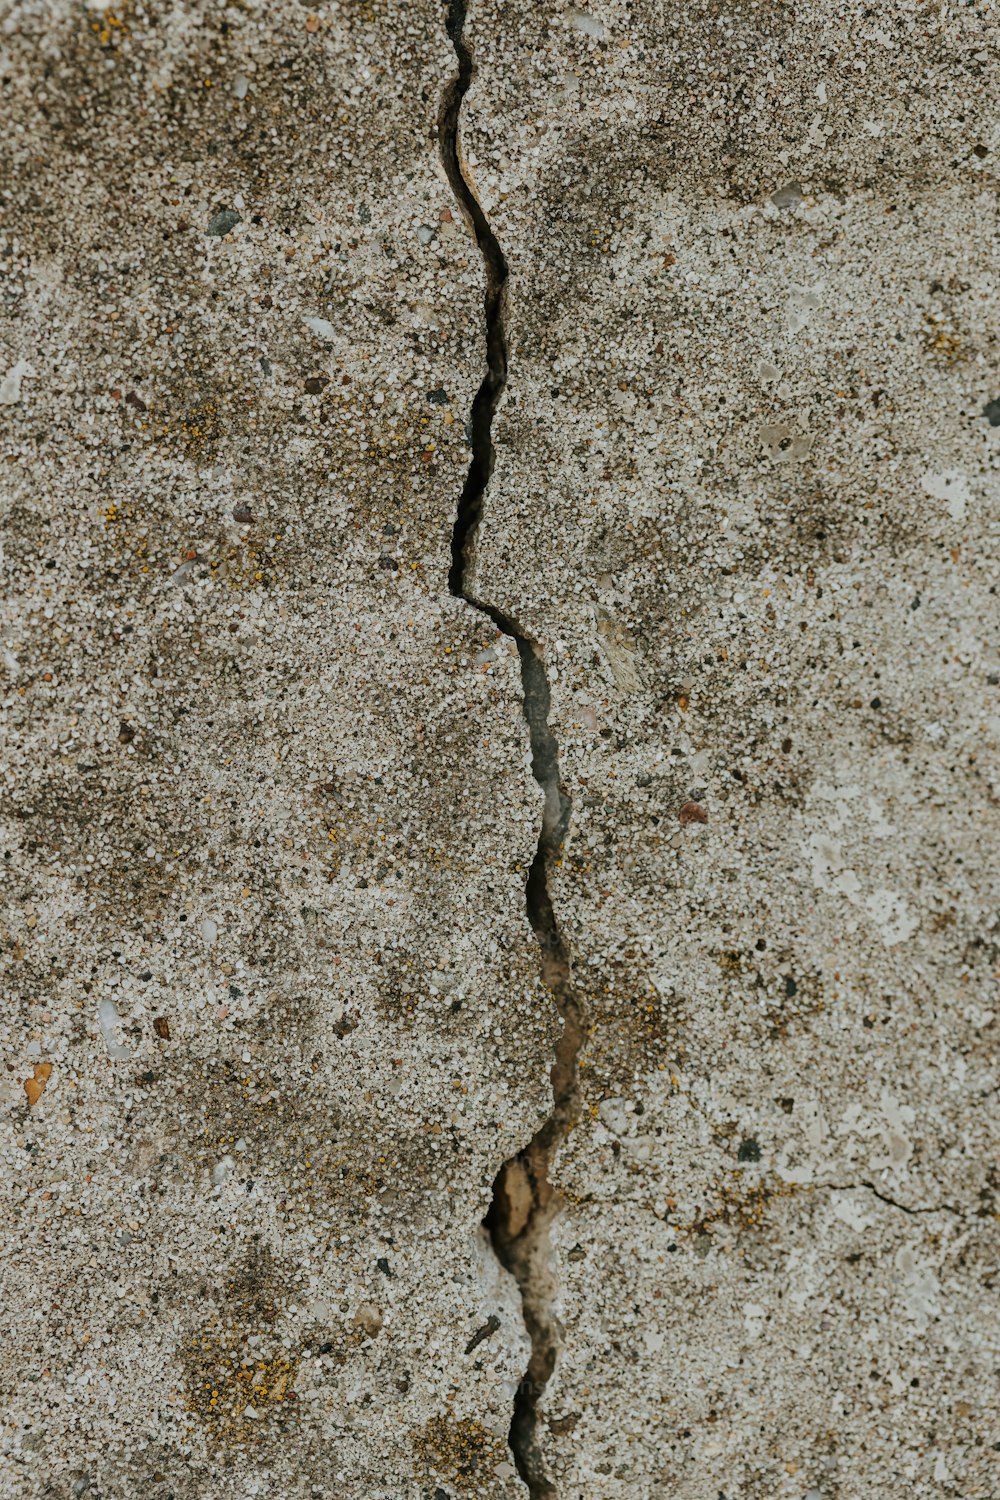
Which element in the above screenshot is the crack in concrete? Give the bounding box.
[824,1180,968,1218]
[439,5,582,1494]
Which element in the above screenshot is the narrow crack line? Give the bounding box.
[439,5,580,1496]
[822,1181,967,1218]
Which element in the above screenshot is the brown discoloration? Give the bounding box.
[23,1062,52,1107]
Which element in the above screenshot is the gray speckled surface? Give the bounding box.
[2,1,998,1496]
[462,3,1000,1494]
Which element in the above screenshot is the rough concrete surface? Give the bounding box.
[1,1,998,1498]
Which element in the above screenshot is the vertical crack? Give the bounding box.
[439,4,581,1495]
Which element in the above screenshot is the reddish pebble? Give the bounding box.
[678,801,708,825]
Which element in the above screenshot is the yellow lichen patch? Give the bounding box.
[90,3,129,47]
[181,1250,303,1451]
[677,1171,804,1236]
[922,312,964,364]
[412,1414,506,1494]
[306,778,348,875]
[99,499,151,571]
[276,1132,388,1222]
[183,1328,300,1448]
[143,397,224,462]
[214,523,286,593]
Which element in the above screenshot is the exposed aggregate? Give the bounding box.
[2,0,999,1496]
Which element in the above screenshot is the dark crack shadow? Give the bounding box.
[439,4,581,1495]
[823,1180,968,1218]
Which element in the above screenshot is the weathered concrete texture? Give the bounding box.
[1,3,549,1496]
[2,0,999,1498]
[461,1,1000,1496]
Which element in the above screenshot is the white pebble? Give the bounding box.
[97,999,132,1060]
[0,360,31,405]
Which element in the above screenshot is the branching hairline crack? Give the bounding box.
[439,4,582,1496]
